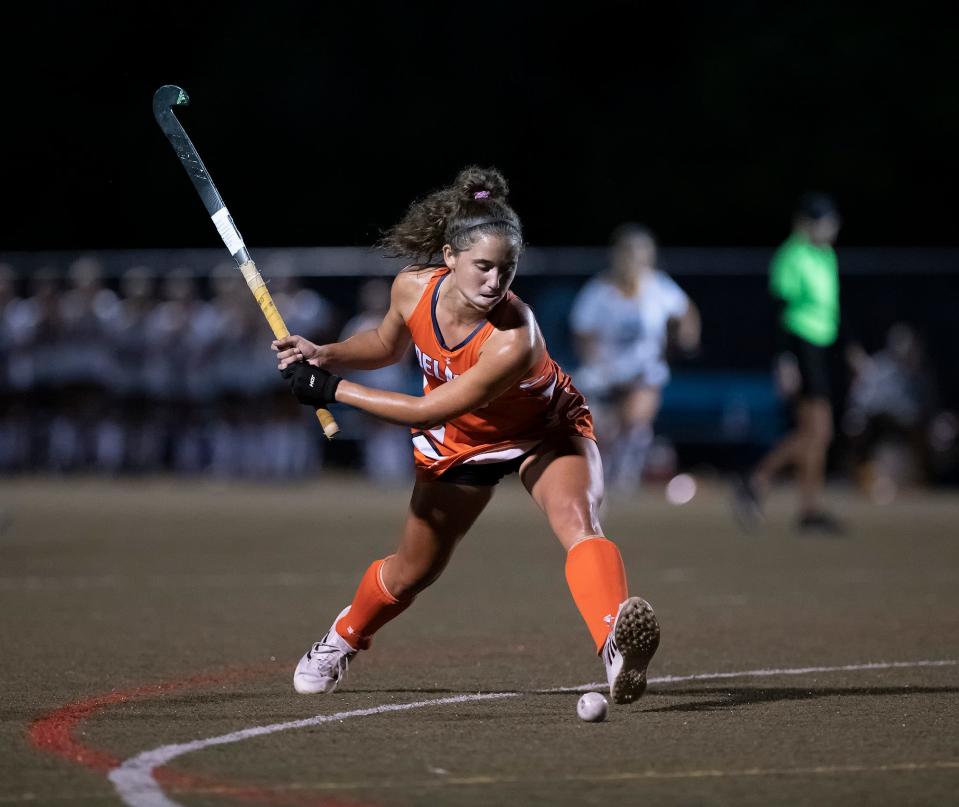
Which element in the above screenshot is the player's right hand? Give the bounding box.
[273,335,322,371]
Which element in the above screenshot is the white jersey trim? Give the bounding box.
[462,441,538,465]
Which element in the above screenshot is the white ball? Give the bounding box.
[665,473,697,505]
[577,692,608,722]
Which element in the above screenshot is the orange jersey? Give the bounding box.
[405,268,594,480]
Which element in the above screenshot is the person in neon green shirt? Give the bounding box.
[736,193,848,534]
[770,226,839,348]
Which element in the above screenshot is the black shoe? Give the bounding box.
[796,511,846,536]
[731,474,764,532]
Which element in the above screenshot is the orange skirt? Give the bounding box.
[412,380,595,482]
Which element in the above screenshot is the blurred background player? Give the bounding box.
[735,192,850,534]
[570,224,700,493]
[272,167,660,704]
[844,322,938,499]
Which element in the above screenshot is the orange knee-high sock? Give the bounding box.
[335,557,414,650]
[565,537,629,653]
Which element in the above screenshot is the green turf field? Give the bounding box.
[2,477,957,806]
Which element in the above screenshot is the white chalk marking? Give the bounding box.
[108,659,957,807]
[548,658,959,693]
[108,692,517,807]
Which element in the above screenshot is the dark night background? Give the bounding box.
[3,2,958,249]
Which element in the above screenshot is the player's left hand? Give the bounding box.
[281,362,342,407]
[273,335,324,371]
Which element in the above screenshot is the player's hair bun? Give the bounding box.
[454,166,509,203]
[379,165,521,263]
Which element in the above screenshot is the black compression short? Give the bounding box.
[437,453,529,486]
[785,331,832,400]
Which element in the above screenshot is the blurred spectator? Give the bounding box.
[113,265,162,471]
[0,256,349,479]
[207,260,337,478]
[144,267,220,472]
[16,267,67,470]
[0,264,18,397]
[47,257,121,472]
[114,266,158,397]
[261,257,337,479]
[571,224,700,493]
[18,268,65,395]
[843,323,938,499]
[264,253,337,344]
[205,262,260,477]
[734,193,851,534]
[0,264,27,470]
[337,279,414,485]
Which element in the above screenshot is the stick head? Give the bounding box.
[152,85,190,122]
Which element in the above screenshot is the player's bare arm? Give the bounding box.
[273,270,429,372]
[336,315,540,429]
[675,301,701,352]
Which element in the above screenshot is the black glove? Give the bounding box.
[281,362,341,407]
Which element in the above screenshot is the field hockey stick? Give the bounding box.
[152,84,339,439]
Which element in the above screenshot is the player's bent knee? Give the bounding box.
[547,501,604,548]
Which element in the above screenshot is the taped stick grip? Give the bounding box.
[239,261,339,439]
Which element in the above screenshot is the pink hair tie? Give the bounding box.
[473,190,490,199]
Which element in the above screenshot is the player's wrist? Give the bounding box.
[316,342,347,371]
[332,378,352,404]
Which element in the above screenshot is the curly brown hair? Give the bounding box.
[378,166,523,265]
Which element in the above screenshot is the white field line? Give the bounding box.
[549,658,959,693]
[108,659,957,807]
[108,692,519,807]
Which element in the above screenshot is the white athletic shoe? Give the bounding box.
[602,596,661,705]
[293,606,357,695]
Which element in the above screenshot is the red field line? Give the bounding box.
[28,666,370,807]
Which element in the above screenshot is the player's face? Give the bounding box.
[809,215,840,246]
[443,234,520,311]
[612,234,656,281]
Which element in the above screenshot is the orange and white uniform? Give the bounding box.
[405,268,594,481]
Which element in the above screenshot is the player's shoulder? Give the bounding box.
[392,265,441,319]
[770,237,800,270]
[571,275,612,315]
[652,269,682,291]
[486,293,542,362]
[490,290,536,333]
[775,234,811,259]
